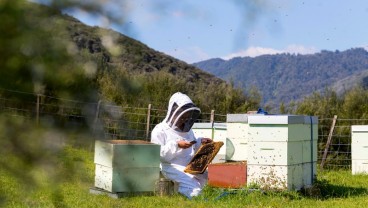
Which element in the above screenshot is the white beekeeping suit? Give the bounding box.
[151,92,209,199]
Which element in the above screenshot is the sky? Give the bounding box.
[65,0,368,64]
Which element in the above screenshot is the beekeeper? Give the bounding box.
[151,92,211,199]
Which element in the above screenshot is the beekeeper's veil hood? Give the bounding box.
[164,92,201,132]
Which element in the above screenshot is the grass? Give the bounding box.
[1,145,367,208]
[0,121,367,207]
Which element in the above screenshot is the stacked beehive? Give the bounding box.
[206,114,254,188]
[191,115,318,190]
[246,115,318,190]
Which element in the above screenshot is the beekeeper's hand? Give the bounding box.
[201,138,212,144]
[177,140,195,149]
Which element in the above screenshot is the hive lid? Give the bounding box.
[192,122,227,129]
[351,125,368,132]
[226,114,251,123]
[248,115,318,125]
[192,123,213,129]
[184,141,224,174]
[101,140,156,145]
[213,122,227,129]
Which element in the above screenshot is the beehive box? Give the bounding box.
[247,140,318,165]
[192,123,227,163]
[213,123,227,163]
[351,125,368,174]
[247,162,317,190]
[208,162,247,188]
[94,140,160,193]
[226,114,253,161]
[246,115,318,190]
[192,123,213,139]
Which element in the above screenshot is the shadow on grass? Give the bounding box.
[198,177,368,202]
[300,178,368,199]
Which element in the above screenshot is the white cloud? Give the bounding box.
[283,45,319,55]
[222,45,319,60]
[363,45,368,51]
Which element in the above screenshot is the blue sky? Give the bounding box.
[66,0,368,63]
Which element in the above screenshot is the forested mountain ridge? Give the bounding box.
[193,49,368,109]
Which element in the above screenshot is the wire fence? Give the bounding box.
[0,89,367,170]
[0,89,227,141]
[317,117,368,170]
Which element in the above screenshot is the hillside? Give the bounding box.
[330,70,368,95]
[64,14,222,85]
[193,49,368,110]
[1,2,257,115]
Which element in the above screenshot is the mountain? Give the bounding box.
[7,2,257,115]
[193,49,368,110]
[63,10,222,85]
[330,70,368,95]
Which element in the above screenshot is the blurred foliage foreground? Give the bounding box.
[0,0,100,195]
[0,115,94,207]
[0,0,98,101]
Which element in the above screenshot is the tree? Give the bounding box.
[341,86,368,119]
[294,88,342,119]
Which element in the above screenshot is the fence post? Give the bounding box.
[93,100,102,137]
[210,110,215,124]
[146,104,152,141]
[36,94,41,125]
[94,100,102,125]
[320,115,338,170]
[210,110,215,140]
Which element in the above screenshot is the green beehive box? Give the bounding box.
[94,140,161,193]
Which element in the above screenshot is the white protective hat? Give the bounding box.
[164,92,201,132]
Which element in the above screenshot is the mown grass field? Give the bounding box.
[0,118,367,208]
[1,143,368,208]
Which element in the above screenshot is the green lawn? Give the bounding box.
[1,143,367,208]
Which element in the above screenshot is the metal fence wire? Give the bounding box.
[318,117,368,170]
[0,90,367,170]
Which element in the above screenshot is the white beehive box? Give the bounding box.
[226,114,267,161]
[192,123,227,163]
[247,162,317,190]
[212,123,227,163]
[246,115,318,190]
[226,114,252,161]
[351,125,368,174]
[192,123,213,139]
[94,140,161,193]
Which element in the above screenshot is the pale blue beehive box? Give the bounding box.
[94,140,161,193]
